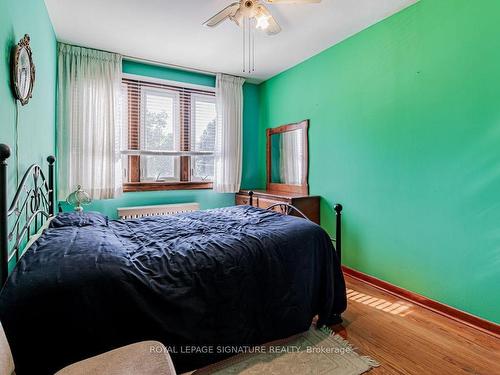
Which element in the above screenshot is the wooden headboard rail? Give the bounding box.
[0,144,55,286]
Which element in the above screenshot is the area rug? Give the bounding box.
[190,327,379,375]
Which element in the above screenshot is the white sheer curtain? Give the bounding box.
[57,43,123,200]
[213,73,245,193]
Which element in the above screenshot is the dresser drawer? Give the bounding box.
[257,197,285,209]
[235,194,252,206]
[236,191,319,224]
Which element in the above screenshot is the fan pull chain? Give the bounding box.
[252,19,256,72]
[242,16,256,73]
[248,17,251,73]
[250,18,254,72]
[242,16,246,72]
[249,17,252,73]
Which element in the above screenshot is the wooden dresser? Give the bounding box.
[236,189,320,224]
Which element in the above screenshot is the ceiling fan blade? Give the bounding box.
[258,4,282,35]
[265,0,321,3]
[203,2,240,27]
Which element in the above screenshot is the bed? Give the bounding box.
[0,144,347,374]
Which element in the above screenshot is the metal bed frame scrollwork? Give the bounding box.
[248,191,343,262]
[0,144,55,286]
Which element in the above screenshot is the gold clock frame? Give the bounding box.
[12,34,36,106]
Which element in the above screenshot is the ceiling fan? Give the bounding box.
[203,0,321,35]
[203,0,321,73]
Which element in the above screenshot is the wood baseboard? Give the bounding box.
[342,265,500,338]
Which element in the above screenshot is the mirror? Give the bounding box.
[267,120,309,194]
[270,130,305,184]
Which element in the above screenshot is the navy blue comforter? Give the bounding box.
[0,206,346,374]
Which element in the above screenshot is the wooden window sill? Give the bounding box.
[123,181,213,192]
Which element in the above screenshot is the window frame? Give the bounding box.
[121,74,216,192]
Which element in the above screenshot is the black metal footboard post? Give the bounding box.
[47,155,56,216]
[328,203,344,326]
[334,204,343,262]
[0,144,11,286]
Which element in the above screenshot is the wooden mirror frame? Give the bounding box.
[266,119,309,195]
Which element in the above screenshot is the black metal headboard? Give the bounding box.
[249,191,343,262]
[0,144,55,286]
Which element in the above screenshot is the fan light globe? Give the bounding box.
[66,185,92,212]
[256,13,270,30]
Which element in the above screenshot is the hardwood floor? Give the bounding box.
[332,276,500,374]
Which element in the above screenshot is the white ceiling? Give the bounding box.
[44,0,417,83]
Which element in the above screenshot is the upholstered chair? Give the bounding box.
[0,322,15,375]
[1,322,176,375]
[55,341,177,375]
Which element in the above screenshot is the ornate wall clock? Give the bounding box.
[12,34,36,106]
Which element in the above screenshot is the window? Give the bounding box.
[121,77,216,191]
[191,95,216,181]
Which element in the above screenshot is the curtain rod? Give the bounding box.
[123,54,217,77]
[124,54,248,81]
[58,41,248,80]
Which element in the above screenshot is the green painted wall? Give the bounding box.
[80,60,260,218]
[0,0,57,201]
[258,0,500,323]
